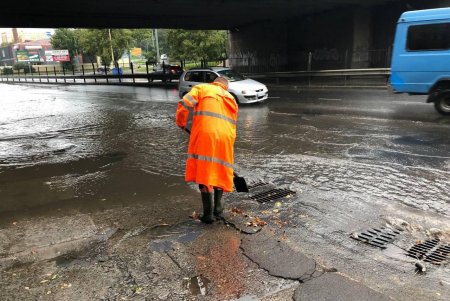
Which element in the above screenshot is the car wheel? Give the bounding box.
[230,93,240,105]
[434,91,450,115]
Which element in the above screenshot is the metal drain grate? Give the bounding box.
[406,239,450,265]
[247,181,270,190]
[351,227,402,249]
[249,188,296,203]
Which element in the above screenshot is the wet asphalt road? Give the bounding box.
[0,83,448,222]
[1,82,450,301]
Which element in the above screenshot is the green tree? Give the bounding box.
[50,28,80,64]
[78,29,133,66]
[130,29,169,63]
[129,29,155,62]
[155,29,170,56]
[167,30,227,62]
[131,29,152,50]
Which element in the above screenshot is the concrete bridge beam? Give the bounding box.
[351,7,372,69]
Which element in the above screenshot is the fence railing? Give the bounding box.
[0,56,392,87]
[0,62,179,86]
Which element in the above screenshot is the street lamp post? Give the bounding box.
[154,29,160,64]
[108,29,115,66]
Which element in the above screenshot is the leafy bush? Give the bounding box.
[2,67,13,75]
[13,62,28,71]
[13,62,35,74]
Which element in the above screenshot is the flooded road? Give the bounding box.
[1,83,449,301]
[0,84,190,224]
[1,83,449,220]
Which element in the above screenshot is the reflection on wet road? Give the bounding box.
[0,84,186,220]
[237,89,450,215]
[0,83,449,219]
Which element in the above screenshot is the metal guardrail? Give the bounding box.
[0,72,179,86]
[245,68,391,87]
[0,68,392,87]
[246,68,391,78]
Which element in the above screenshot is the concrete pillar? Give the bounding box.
[351,7,371,69]
[229,21,287,72]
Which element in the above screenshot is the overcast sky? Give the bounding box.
[0,28,54,33]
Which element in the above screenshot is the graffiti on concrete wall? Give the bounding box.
[230,50,258,66]
[230,50,287,68]
[313,48,339,61]
[352,46,369,62]
[269,53,287,67]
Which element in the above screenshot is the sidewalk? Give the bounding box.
[1,179,448,300]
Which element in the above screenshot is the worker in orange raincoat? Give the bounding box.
[176,77,238,223]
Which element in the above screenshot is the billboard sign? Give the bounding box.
[45,50,53,62]
[28,51,41,62]
[130,47,142,61]
[44,50,70,62]
[52,49,70,62]
[16,50,29,62]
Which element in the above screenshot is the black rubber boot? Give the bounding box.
[213,188,224,216]
[199,191,214,224]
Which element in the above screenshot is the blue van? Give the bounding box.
[390,8,450,115]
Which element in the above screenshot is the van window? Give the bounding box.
[185,71,203,82]
[407,23,450,51]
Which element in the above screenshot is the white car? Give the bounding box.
[178,67,268,104]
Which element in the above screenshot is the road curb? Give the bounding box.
[266,84,389,91]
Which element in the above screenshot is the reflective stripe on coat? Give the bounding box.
[175,82,238,192]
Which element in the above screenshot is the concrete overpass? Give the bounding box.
[2,0,447,29]
[2,0,449,71]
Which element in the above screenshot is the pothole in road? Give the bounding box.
[148,221,204,252]
[183,275,211,296]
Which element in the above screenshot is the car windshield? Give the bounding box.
[217,69,245,82]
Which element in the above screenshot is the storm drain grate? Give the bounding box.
[351,227,402,249]
[247,181,270,190]
[249,188,296,203]
[406,239,450,265]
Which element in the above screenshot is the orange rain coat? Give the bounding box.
[176,82,238,192]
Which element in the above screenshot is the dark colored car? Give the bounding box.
[149,64,184,82]
[96,66,111,73]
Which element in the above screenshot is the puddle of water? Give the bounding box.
[148,221,203,252]
[183,275,211,296]
[393,136,432,146]
[148,240,173,252]
[147,224,171,237]
[177,229,203,244]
